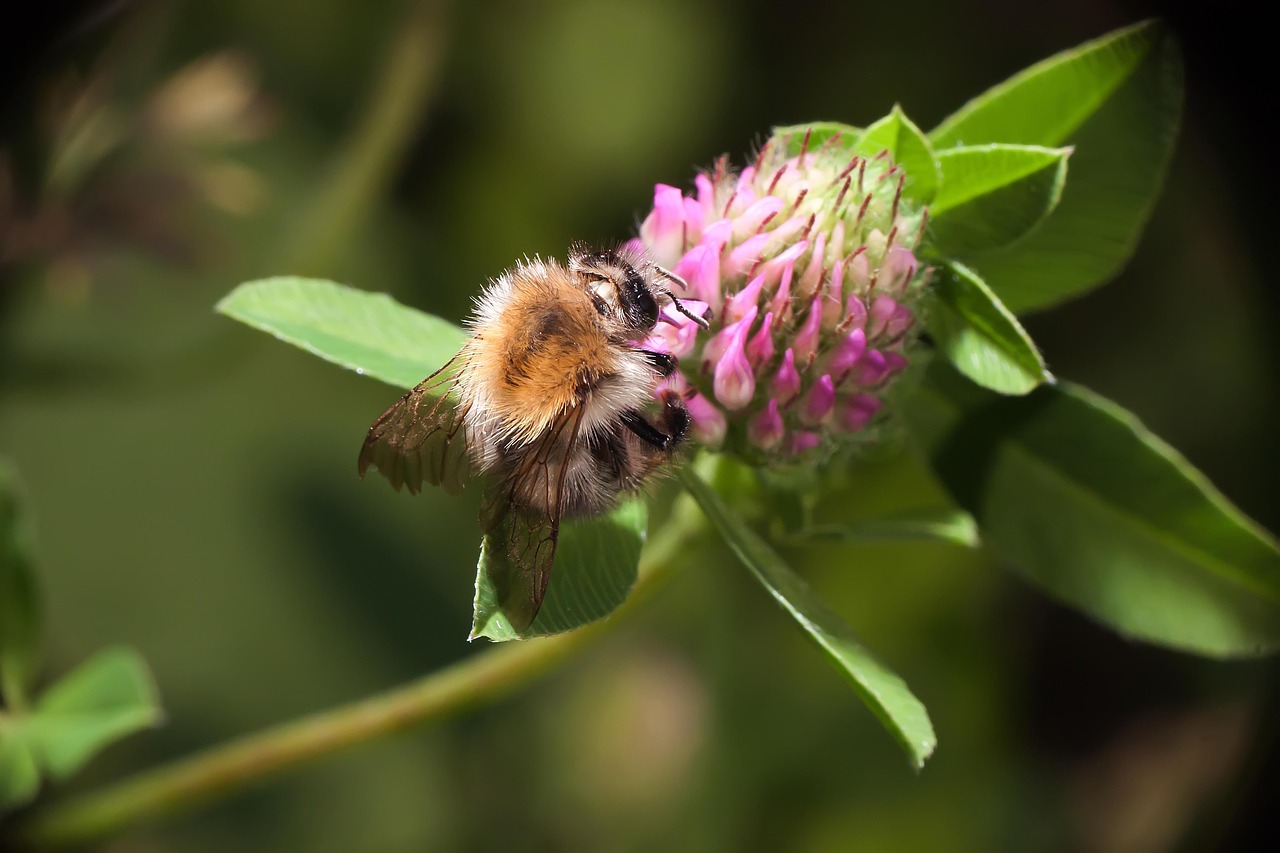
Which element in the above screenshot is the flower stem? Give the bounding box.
[11,503,703,849]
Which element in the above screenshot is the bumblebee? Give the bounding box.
[359,244,707,629]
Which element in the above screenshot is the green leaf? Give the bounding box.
[926,261,1048,395]
[930,21,1183,313]
[24,647,163,780]
[904,363,1280,657]
[471,500,647,641]
[680,468,936,769]
[0,724,41,809]
[771,121,861,157]
[926,145,1069,256]
[217,278,467,390]
[0,461,40,710]
[855,106,939,204]
[796,508,980,549]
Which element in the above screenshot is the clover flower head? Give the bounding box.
[636,129,930,465]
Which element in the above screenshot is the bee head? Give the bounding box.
[568,243,709,336]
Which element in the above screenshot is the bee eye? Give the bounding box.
[622,275,659,330]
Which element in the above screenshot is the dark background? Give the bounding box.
[2,1,1277,850]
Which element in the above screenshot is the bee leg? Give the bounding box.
[620,410,672,449]
[658,391,691,446]
[636,349,678,377]
[619,394,690,450]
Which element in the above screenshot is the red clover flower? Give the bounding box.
[631,130,929,465]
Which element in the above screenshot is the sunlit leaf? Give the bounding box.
[217,277,467,390]
[926,145,1069,255]
[25,647,163,780]
[930,21,1183,312]
[680,468,936,769]
[0,461,40,710]
[855,106,939,204]
[471,500,647,641]
[927,261,1048,395]
[905,363,1280,657]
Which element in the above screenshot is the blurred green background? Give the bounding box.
[2,1,1277,850]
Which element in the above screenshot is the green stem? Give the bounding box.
[278,0,452,275]
[10,507,702,850]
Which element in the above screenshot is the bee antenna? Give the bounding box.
[654,265,688,292]
[670,293,711,329]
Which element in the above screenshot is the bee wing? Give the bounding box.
[357,361,472,495]
[478,403,588,631]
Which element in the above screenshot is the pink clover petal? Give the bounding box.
[771,348,802,403]
[725,181,757,218]
[828,328,867,379]
[727,232,770,278]
[842,291,867,331]
[792,295,824,366]
[685,391,727,447]
[798,232,827,298]
[878,246,918,294]
[764,222,809,257]
[801,374,836,425]
[767,261,795,320]
[732,196,786,242]
[695,173,716,219]
[725,273,767,324]
[641,184,688,267]
[826,220,846,266]
[851,349,890,387]
[675,244,722,308]
[682,197,705,244]
[847,251,871,292]
[748,398,785,450]
[822,257,845,328]
[644,321,695,359]
[837,393,882,432]
[746,311,775,367]
[701,218,734,250]
[701,306,754,369]
[886,303,915,339]
[789,431,822,455]
[713,322,756,411]
[868,295,899,340]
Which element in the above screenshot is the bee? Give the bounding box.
[358,243,709,630]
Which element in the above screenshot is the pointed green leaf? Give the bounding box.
[0,461,40,710]
[904,363,1280,657]
[471,500,646,641]
[680,468,936,769]
[771,121,861,157]
[796,508,980,548]
[25,647,162,780]
[0,724,41,809]
[217,278,467,390]
[930,21,1182,313]
[926,145,1069,255]
[855,106,939,204]
[927,261,1048,395]
[931,20,1161,149]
